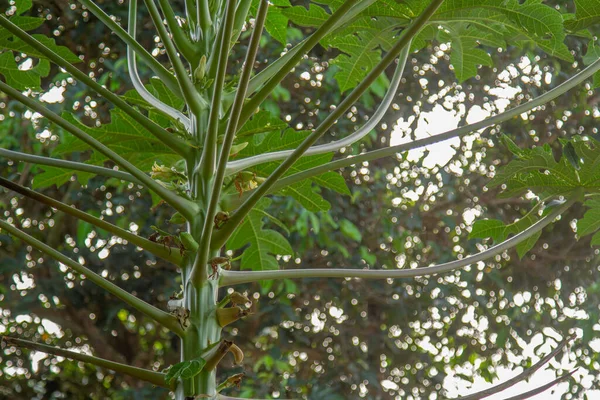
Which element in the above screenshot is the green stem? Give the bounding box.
[236,0,362,129]
[213,0,445,249]
[219,194,576,286]
[270,56,600,192]
[0,220,184,337]
[0,148,140,184]
[185,0,200,41]
[157,0,198,63]
[230,0,253,46]
[190,0,267,286]
[0,177,181,264]
[0,15,191,158]
[198,0,212,33]
[77,0,181,97]
[144,0,207,115]
[0,81,199,221]
[198,0,236,184]
[1,336,169,388]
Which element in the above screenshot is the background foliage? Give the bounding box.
[1,0,600,399]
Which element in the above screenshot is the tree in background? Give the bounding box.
[1,0,600,399]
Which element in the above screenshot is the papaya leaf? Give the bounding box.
[227,198,293,271]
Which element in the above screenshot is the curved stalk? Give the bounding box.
[157,0,197,62]
[1,336,169,388]
[212,0,445,249]
[144,0,207,115]
[225,41,411,175]
[190,0,268,286]
[0,15,191,158]
[0,177,181,264]
[454,334,575,400]
[219,194,576,286]
[77,0,181,96]
[272,56,600,191]
[0,148,140,184]
[0,220,184,336]
[128,0,192,132]
[0,81,199,221]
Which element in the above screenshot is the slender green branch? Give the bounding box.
[271,56,600,192]
[1,336,169,388]
[157,0,198,62]
[236,0,362,129]
[0,15,191,157]
[185,0,200,41]
[144,0,207,115]
[190,0,267,286]
[237,0,378,103]
[501,370,576,400]
[231,0,253,46]
[0,220,184,337]
[219,194,576,286]
[0,177,181,264]
[0,81,199,221]
[0,148,140,184]
[454,334,575,400]
[212,0,445,249]
[198,0,237,183]
[76,0,181,96]
[198,0,212,33]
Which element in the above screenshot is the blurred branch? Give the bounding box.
[454,333,575,400]
[1,336,168,388]
[501,370,577,400]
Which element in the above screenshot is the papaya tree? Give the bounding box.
[1,0,600,399]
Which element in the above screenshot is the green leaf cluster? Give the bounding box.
[260,0,583,89]
[227,198,293,271]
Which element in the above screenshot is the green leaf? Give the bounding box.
[13,0,34,14]
[227,198,293,271]
[577,199,600,237]
[164,358,207,387]
[52,109,182,172]
[32,166,93,189]
[340,219,362,242]
[469,219,506,243]
[327,18,396,92]
[582,40,600,89]
[0,51,49,90]
[516,230,541,259]
[283,5,330,28]
[565,0,600,32]
[280,180,330,212]
[439,23,493,82]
